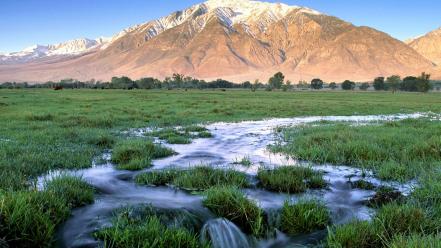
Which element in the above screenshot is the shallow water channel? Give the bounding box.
[42,113,428,248]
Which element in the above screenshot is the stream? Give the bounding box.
[39,113,428,248]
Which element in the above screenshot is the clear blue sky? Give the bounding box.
[1,0,440,53]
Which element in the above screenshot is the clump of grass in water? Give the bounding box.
[273,119,441,182]
[197,131,212,138]
[203,186,264,236]
[136,166,249,190]
[95,207,207,248]
[280,199,331,235]
[44,175,95,208]
[350,180,375,190]
[135,169,180,186]
[367,186,404,207]
[183,126,208,133]
[150,125,212,144]
[232,156,253,167]
[257,166,326,193]
[326,220,380,248]
[0,191,70,247]
[327,203,434,247]
[153,128,192,144]
[112,139,175,171]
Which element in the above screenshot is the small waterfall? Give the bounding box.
[201,218,250,248]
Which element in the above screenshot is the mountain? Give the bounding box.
[0,0,436,83]
[407,27,441,66]
[0,38,111,64]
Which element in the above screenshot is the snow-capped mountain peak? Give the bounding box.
[135,0,322,42]
[0,38,110,64]
[1,0,323,64]
[204,0,320,22]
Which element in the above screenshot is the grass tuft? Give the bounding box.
[257,166,326,193]
[367,186,404,207]
[233,156,252,167]
[280,199,330,235]
[112,139,175,170]
[26,113,54,121]
[327,220,380,248]
[0,190,70,247]
[202,186,264,235]
[136,166,249,190]
[351,180,375,190]
[150,126,212,144]
[389,234,441,248]
[327,203,434,247]
[95,208,207,248]
[44,175,95,208]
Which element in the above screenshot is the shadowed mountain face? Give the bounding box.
[0,0,437,83]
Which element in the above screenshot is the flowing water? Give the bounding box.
[41,113,430,248]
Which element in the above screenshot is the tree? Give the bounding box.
[111,76,135,89]
[251,79,260,92]
[401,76,418,92]
[242,81,251,89]
[359,82,370,91]
[310,78,324,90]
[297,80,309,89]
[329,82,337,90]
[282,80,292,92]
[386,75,401,93]
[373,77,385,91]
[172,73,185,88]
[136,77,157,89]
[268,72,285,89]
[416,72,432,93]
[341,80,356,90]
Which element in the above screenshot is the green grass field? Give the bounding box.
[1,89,441,247]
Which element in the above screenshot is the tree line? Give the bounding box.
[0,72,437,93]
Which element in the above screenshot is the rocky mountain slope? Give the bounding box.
[0,0,436,83]
[407,27,441,66]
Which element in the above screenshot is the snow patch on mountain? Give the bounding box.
[134,0,322,42]
[0,38,111,63]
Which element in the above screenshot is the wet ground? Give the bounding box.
[40,113,427,248]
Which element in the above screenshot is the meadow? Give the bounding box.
[1,88,441,247]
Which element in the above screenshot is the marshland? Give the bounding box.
[1,89,441,247]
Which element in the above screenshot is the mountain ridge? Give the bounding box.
[0,0,438,82]
[407,27,441,66]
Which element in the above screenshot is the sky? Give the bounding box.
[1,0,441,53]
